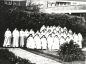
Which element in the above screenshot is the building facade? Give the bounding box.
[3,0,86,13]
[4,0,26,6]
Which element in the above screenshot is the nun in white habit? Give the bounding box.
[47,34,54,50]
[56,26,60,32]
[34,34,41,49]
[24,29,29,38]
[40,30,46,36]
[59,36,66,45]
[46,26,50,32]
[62,31,67,39]
[29,29,35,36]
[40,25,46,32]
[63,27,67,32]
[68,29,73,35]
[3,28,12,47]
[53,29,57,34]
[24,29,29,47]
[20,29,25,47]
[12,28,19,47]
[78,33,83,48]
[41,35,47,50]
[73,33,79,44]
[66,36,71,43]
[36,31,42,38]
[60,28,64,33]
[26,34,35,49]
[52,35,60,50]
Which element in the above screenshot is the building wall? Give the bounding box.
[4,0,26,6]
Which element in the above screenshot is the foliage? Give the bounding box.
[0,49,32,64]
[26,4,40,12]
[82,37,86,48]
[0,2,86,46]
[58,40,85,62]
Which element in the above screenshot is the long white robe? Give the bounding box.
[66,36,71,43]
[34,35,41,49]
[62,32,67,39]
[13,29,19,47]
[52,36,60,50]
[26,36,35,49]
[78,33,83,48]
[47,35,54,50]
[20,30,25,47]
[41,36,47,49]
[59,37,66,45]
[24,30,29,47]
[67,33,73,42]
[45,32,49,38]
[24,29,29,37]
[73,33,79,44]
[3,29,12,47]
[57,33,61,39]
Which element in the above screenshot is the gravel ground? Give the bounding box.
[8,48,61,64]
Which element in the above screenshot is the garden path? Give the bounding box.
[9,48,61,64]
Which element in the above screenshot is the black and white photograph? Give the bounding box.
[0,0,86,64]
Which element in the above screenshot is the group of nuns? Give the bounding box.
[3,25,83,50]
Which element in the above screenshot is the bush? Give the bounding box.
[82,37,86,48]
[58,40,85,62]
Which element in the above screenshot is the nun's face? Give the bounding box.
[15,28,17,30]
[7,28,9,31]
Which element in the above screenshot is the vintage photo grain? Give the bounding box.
[0,0,86,64]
